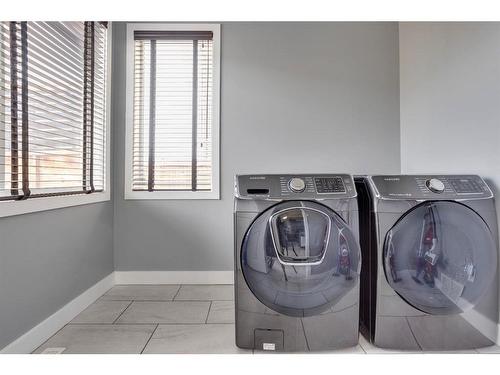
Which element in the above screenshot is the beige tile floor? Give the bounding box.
[33,285,500,354]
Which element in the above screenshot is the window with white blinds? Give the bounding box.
[127,24,220,199]
[0,21,108,203]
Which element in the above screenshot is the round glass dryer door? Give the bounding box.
[384,201,497,315]
[241,200,360,317]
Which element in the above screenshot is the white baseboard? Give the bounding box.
[0,273,115,354]
[1,271,234,353]
[114,271,234,285]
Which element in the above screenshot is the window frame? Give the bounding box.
[0,23,112,218]
[124,23,221,200]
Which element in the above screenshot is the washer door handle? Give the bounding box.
[269,207,331,266]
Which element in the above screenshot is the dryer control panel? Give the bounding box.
[371,175,493,200]
[235,174,356,199]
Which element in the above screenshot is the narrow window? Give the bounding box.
[126,24,220,199]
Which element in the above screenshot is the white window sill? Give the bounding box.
[0,191,111,218]
[124,190,220,200]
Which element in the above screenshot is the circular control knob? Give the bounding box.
[288,177,306,192]
[426,178,445,193]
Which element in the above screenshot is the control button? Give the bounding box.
[314,177,345,193]
[426,178,445,193]
[450,178,482,194]
[288,177,306,192]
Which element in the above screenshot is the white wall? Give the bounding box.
[112,22,401,271]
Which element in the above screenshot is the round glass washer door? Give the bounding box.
[384,201,497,315]
[241,200,361,317]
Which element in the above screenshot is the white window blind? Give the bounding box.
[132,30,214,192]
[0,21,107,201]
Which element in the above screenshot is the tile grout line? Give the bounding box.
[172,285,183,301]
[33,283,494,355]
[356,335,367,354]
[140,324,159,354]
[34,288,115,353]
[112,300,134,324]
[359,340,367,354]
[205,301,213,324]
[358,335,375,354]
[32,322,71,354]
[299,318,310,351]
[405,316,423,351]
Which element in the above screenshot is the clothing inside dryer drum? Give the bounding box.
[241,200,361,317]
[384,201,497,315]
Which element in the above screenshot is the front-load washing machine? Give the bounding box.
[355,175,499,351]
[234,174,361,352]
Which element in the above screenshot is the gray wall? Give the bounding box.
[399,22,500,323]
[0,202,114,349]
[113,22,401,271]
[1,21,119,350]
[4,21,500,350]
[400,22,500,233]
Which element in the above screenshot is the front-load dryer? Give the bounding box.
[234,174,361,352]
[355,175,499,351]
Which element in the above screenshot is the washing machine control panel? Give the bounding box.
[235,174,356,199]
[314,177,346,193]
[371,175,492,200]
